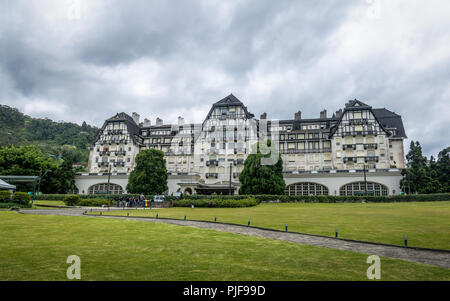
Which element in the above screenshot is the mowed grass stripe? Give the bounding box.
[92,202,450,250]
[0,211,449,281]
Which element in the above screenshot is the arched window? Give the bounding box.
[285,182,329,196]
[88,183,123,195]
[339,181,388,196]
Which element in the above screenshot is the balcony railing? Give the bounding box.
[342,130,377,137]
[348,119,368,125]
[280,148,331,154]
[342,144,356,150]
[343,157,356,163]
[234,159,244,165]
[107,129,123,135]
[233,172,240,178]
[113,161,125,167]
[363,143,378,150]
[99,151,110,156]
[97,162,109,167]
[114,151,126,156]
[206,160,219,167]
[365,156,379,162]
[205,173,218,178]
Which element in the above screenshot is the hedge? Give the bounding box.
[63,195,112,207]
[0,191,12,202]
[36,192,450,204]
[0,202,32,209]
[173,198,259,208]
[12,192,31,205]
[77,199,111,207]
[36,194,180,201]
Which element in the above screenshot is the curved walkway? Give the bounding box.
[19,208,450,269]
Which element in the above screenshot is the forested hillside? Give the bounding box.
[0,104,98,167]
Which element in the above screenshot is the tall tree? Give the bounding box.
[436,147,450,192]
[126,148,168,195]
[239,140,285,195]
[401,141,442,194]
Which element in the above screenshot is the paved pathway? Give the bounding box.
[19,208,450,269]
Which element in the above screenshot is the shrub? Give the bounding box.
[63,195,81,206]
[77,199,110,207]
[12,192,31,205]
[0,202,32,209]
[0,191,12,203]
[174,197,259,208]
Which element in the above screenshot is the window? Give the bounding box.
[88,183,123,194]
[285,182,329,196]
[339,182,388,196]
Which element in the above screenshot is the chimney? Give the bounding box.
[143,118,151,127]
[177,116,185,125]
[294,111,302,121]
[335,109,343,118]
[260,112,267,119]
[320,109,327,119]
[132,112,140,124]
[156,117,163,126]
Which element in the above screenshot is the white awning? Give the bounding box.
[0,179,16,190]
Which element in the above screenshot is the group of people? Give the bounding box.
[115,194,151,208]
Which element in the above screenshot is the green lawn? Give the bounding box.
[0,211,448,281]
[33,200,66,207]
[90,201,450,250]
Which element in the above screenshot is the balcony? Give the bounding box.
[343,157,356,163]
[363,143,378,150]
[205,173,218,178]
[99,151,110,156]
[97,162,109,167]
[107,129,123,135]
[349,119,368,125]
[113,161,125,167]
[365,156,379,162]
[233,172,240,178]
[114,151,126,156]
[206,160,219,167]
[234,159,244,165]
[280,148,331,154]
[342,131,375,137]
[342,144,356,150]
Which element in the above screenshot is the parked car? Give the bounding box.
[154,195,166,202]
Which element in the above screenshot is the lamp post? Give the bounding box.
[363,164,368,196]
[106,163,112,194]
[229,162,232,195]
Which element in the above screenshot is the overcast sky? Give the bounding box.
[1,0,449,157]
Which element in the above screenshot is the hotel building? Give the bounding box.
[75,94,406,196]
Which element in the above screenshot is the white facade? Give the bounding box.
[75,95,407,196]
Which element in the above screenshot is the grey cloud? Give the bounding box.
[0,0,449,157]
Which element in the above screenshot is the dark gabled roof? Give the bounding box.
[329,99,391,138]
[372,108,407,138]
[203,94,255,125]
[93,112,141,145]
[345,99,372,110]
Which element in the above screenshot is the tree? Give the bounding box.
[239,140,285,195]
[54,156,76,193]
[126,148,168,195]
[436,147,450,192]
[401,141,445,194]
[0,145,75,193]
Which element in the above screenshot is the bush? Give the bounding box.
[0,191,12,202]
[63,195,81,206]
[0,202,32,209]
[77,199,110,207]
[174,197,260,208]
[12,192,31,205]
